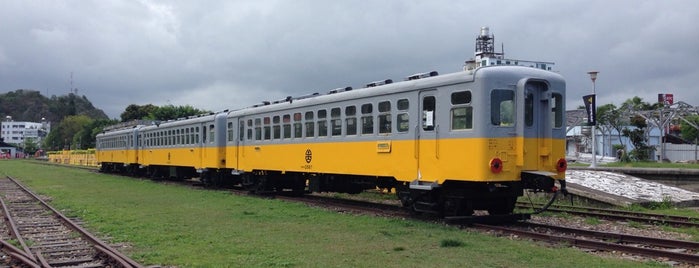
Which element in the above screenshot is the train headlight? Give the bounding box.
[490,158,503,173]
[556,158,567,172]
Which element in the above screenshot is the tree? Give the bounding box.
[119,104,209,122]
[120,104,158,122]
[622,115,652,161]
[43,115,94,150]
[680,115,699,143]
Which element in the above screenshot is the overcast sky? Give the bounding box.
[1,1,697,119]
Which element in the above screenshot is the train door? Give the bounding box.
[521,80,552,171]
[416,90,439,182]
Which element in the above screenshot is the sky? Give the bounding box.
[1,0,697,119]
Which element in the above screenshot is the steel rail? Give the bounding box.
[0,187,38,263]
[517,202,699,228]
[523,222,699,250]
[0,239,41,268]
[6,176,143,268]
[474,223,699,264]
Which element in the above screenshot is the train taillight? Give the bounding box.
[489,158,503,173]
[556,158,567,172]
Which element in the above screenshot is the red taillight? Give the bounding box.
[490,158,503,173]
[556,158,567,172]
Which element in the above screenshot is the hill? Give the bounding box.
[0,89,108,123]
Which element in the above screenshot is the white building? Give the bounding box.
[0,116,51,148]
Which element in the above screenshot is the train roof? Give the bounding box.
[99,65,563,134]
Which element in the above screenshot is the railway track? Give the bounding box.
[272,192,699,265]
[474,222,699,265]
[517,202,699,228]
[0,176,142,268]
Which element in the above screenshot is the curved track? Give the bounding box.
[0,176,142,268]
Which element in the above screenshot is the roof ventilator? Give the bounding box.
[365,79,393,88]
[406,71,439,81]
[328,86,353,94]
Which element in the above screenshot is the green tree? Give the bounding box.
[43,115,93,150]
[120,104,158,122]
[622,115,652,161]
[680,115,699,143]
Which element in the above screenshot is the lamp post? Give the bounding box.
[588,71,599,168]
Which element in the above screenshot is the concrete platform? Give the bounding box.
[565,169,699,207]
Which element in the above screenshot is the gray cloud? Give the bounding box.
[1,0,697,118]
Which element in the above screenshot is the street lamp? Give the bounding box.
[588,71,599,168]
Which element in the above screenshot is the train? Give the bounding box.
[97,30,567,217]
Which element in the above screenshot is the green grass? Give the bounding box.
[0,160,669,267]
[602,161,699,169]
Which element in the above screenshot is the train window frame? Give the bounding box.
[209,124,216,144]
[397,113,409,132]
[345,106,357,136]
[331,107,342,136]
[361,103,373,135]
[305,111,315,138]
[293,113,302,138]
[317,109,328,137]
[273,115,281,140]
[239,120,245,141]
[491,89,515,127]
[378,101,391,134]
[264,117,271,140]
[525,92,534,127]
[397,99,409,110]
[450,91,473,130]
[228,122,234,142]
[552,93,563,128]
[283,114,292,139]
[422,96,436,131]
[254,118,262,141]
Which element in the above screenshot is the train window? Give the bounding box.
[185,128,190,144]
[305,112,314,138]
[264,117,271,140]
[525,93,534,127]
[293,113,302,138]
[552,93,563,128]
[283,114,291,139]
[195,127,200,144]
[491,89,514,126]
[227,122,234,142]
[451,107,473,130]
[378,101,390,112]
[255,118,262,141]
[176,129,181,145]
[361,103,373,134]
[397,99,409,110]
[451,91,471,105]
[346,106,357,136]
[422,96,436,131]
[239,121,245,141]
[211,125,217,144]
[379,101,391,134]
[317,110,327,137]
[397,113,409,132]
[361,103,372,114]
[247,119,253,140]
[202,127,207,144]
[331,108,341,136]
[273,116,281,139]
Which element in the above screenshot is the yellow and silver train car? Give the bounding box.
[97,64,566,216]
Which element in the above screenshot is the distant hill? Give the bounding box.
[0,89,108,123]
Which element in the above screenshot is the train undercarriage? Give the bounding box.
[100,162,562,217]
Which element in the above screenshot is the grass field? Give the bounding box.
[0,160,668,267]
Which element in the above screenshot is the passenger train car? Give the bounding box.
[97,63,567,216]
[98,27,567,217]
